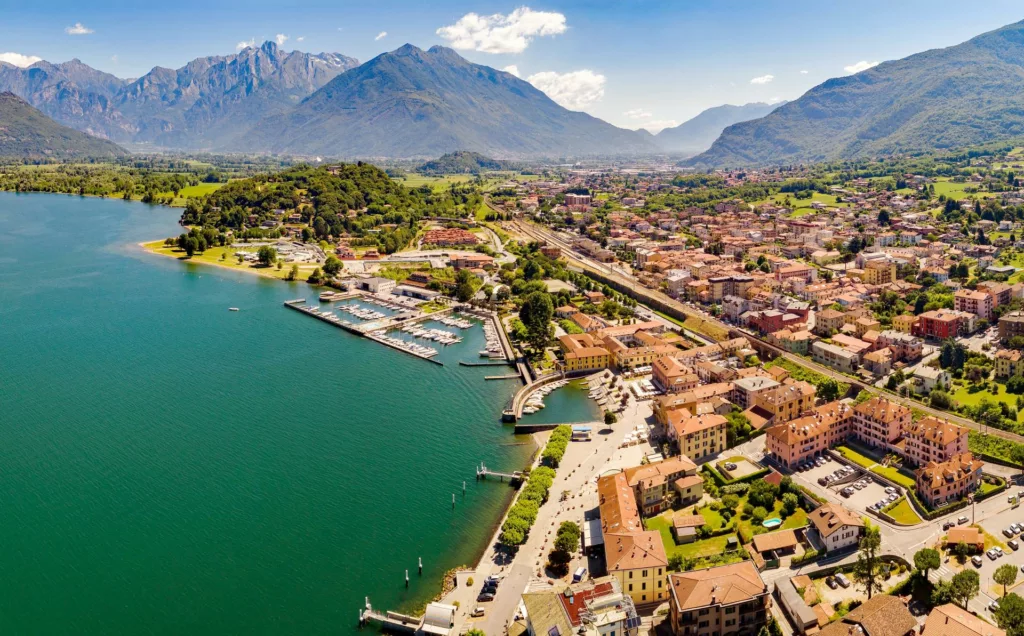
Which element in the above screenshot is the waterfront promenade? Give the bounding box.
[446,397,657,635]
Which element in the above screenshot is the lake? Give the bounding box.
[0,192,598,634]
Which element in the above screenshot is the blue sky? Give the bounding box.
[4,0,1024,131]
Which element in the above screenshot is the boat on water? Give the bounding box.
[228,307,239,312]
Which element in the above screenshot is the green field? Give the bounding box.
[755,192,850,217]
[144,241,324,282]
[397,174,476,191]
[930,178,994,199]
[952,382,1024,422]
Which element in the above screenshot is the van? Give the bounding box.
[572,567,587,583]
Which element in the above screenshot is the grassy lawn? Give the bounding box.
[143,241,323,282]
[882,498,921,524]
[873,465,916,489]
[781,508,808,529]
[397,174,475,191]
[978,525,1009,551]
[952,382,1024,422]
[695,505,726,530]
[652,310,731,342]
[644,514,739,559]
[755,192,850,217]
[764,358,850,395]
[835,445,876,469]
[978,480,1001,497]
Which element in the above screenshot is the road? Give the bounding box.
[503,217,1024,445]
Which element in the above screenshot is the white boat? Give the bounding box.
[228,307,239,312]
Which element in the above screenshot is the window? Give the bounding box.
[725,607,735,614]
[642,570,647,577]
[642,583,646,590]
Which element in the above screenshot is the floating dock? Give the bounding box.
[284,299,443,366]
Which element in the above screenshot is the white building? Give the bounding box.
[808,503,864,552]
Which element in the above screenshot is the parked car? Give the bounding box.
[990,601,1000,612]
[724,462,737,471]
[1009,540,1019,551]
[470,608,486,618]
[943,521,955,531]
[958,516,969,525]
[973,556,984,567]
[885,487,896,494]
[835,573,851,588]
[826,576,837,589]
[477,593,495,602]
[818,477,830,486]
[1004,527,1016,538]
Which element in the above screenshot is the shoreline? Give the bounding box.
[139,239,321,283]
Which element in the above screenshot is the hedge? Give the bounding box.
[702,464,771,488]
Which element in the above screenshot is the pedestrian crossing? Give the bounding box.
[935,564,954,580]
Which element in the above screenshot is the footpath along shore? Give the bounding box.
[443,398,658,636]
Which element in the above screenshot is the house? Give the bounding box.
[623,456,702,515]
[519,576,641,636]
[667,562,769,636]
[764,402,853,468]
[753,381,816,423]
[910,366,951,395]
[558,333,611,373]
[807,503,864,553]
[862,349,892,376]
[767,328,815,355]
[652,357,700,394]
[995,349,1024,378]
[922,603,1005,636]
[667,413,727,463]
[876,330,923,362]
[817,594,916,636]
[944,527,985,553]
[672,513,706,544]
[999,311,1024,341]
[954,289,993,321]
[361,277,397,294]
[451,253,495,269]
[915,453,984,508]
[892,313,918,333]
[730,376,781,409]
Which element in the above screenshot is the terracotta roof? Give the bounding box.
[605,530,668,571]
[751,529,798,553]
[670,413,727,439]
[905,417,968,446]
[809,502,864,538]
[946,527,983,546]
[818,594,916,636]
[597,472,642,536]
[915,453,983,491]
[623,457,696,489]
[854,396,911,425]
[668,562,766,611]
[672,513,706,530]
[765,401,851,445]
[923,603,1006,636]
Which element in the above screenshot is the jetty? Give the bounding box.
[484,374,521,380]
[359,598,456,636]
[476,462,523,483]
[284,299,443,365]
[458,360,513,367]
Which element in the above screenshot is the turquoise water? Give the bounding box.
[0,192,596,634]
[763,518,782,528]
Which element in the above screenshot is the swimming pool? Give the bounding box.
[763,518,782,528]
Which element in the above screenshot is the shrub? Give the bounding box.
[722,483,749,495]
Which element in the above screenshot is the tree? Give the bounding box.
[818,378,840,401]
[954,541,970,564]
[782,492,799,516]
[950,569,980,609]
[996,563,1018,597]
[286,264,299,281]
[257,245,277,266]
[995,592,1024,636]
[307,267,324,285]
[455,269,476,302]
[604,411,617,426]
[322,255,342,277]
[751,506,768,525]
[913,548,940,581]
[852,523,883,600]
[1011,444,1024,477]
[519,291,554,351]
[747,480,778,509]
[466,629,486,636]
[878,209,890,225]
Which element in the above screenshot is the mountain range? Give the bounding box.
[691,19,1024,167]
[654,101,785,155]
[0,41,358,149]
[0,92,126,159]
[231,44,656,158]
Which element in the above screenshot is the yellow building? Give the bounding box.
[754,381,817,423]
[893,313,918,333]
[558,333,610,372]
[995,349,1024,379]
[862,260,897,285]
[667,412,727,462]
[597,472,669,606]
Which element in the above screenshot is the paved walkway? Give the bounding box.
[452,398,656,636]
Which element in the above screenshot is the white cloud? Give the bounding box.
[236,38,256,50]
[275,34,288,46]
[844,60,879,74]
[527,70,605,111]
[110,55,118,63]
[750,74,774,85]
[800,69,809,74]
[0,52,42,67]
[65,22,93,35]
[768,96,782,104]
[375,31,387,41]
[502,65,520,78]
[437,7,567,54]
[297,36,305,42]
[623,108,652,120]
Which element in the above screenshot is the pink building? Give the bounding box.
[852,397,911,451]
[902,417,969,467]
[764,402,852,468]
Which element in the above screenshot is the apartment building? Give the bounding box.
[902,417,969,467]
[754,381,817,423]
[520,577,640,636]
[814,309,846,336]
[875,330,924,362]
[667,562,769,636]
[954,289,993,321]
[995,349,1024,378]
[652,357,700,393]
[810,341,859,374]
[668,413,728,463]
[892,313,918,333]
[598,472,669,606]
[764,402,853,468]
[862,259,897,285]
[999,311,1024,341]
[730,376,781,409]
[912,309,973,340]
[852,397,912,451]
[914,453,983,508]
[559,333,611,372]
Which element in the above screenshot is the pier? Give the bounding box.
[475,462,523,483]
[458,360,513,367]
[484,374,521,380]
[284,300,444,366]
[358,598,456,636]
